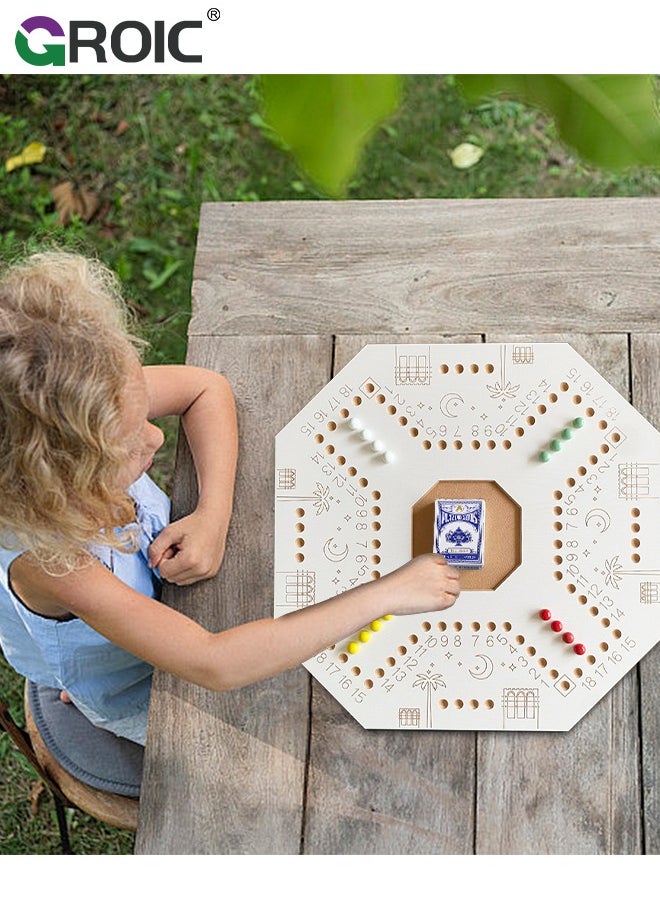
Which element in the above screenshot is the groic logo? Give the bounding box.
[15,16,204,66]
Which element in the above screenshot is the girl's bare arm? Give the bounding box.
[10,554,460,692]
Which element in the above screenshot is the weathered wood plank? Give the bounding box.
[304,333,481,854]
[630,333,660,854]
[191,199,660,336]
[475,332,641,854]
[136,334,333,854]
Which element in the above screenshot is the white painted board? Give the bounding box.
[275,343,660,731]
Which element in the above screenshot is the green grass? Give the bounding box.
[1,73,658,854]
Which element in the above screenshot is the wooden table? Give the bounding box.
[135,198,660,855]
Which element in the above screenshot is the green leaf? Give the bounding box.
[457,75,660,169]
[259,75,402,196]
[144,260,183,290]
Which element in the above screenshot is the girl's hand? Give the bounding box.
[147,509,230,585]
[377,553,461,616]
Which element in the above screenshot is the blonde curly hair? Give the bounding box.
[0,251,148,573]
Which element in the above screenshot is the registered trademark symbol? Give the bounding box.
[207,7,221,20]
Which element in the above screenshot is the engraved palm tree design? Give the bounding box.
[276,482,333,514]
[311,482,332,515]
[413,670,446,728]
[487,343,519,400]
[602,553,660,592]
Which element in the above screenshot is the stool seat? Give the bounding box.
[24,682,143,831]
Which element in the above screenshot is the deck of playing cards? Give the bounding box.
[434,499,485,568]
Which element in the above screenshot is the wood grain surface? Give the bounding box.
[191,199,659,336]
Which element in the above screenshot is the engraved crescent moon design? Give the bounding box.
[584,508,611,533]
[439,392,464,418]
[469,653,494,680]
[323,538,349,562]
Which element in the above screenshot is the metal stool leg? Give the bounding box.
[53,795,73,854]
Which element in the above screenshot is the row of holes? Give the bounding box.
[439,364,495,374]
[336,624,623,681]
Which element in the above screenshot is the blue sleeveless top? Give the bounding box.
[0,473,170,745]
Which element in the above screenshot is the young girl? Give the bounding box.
[0,251,460,746]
